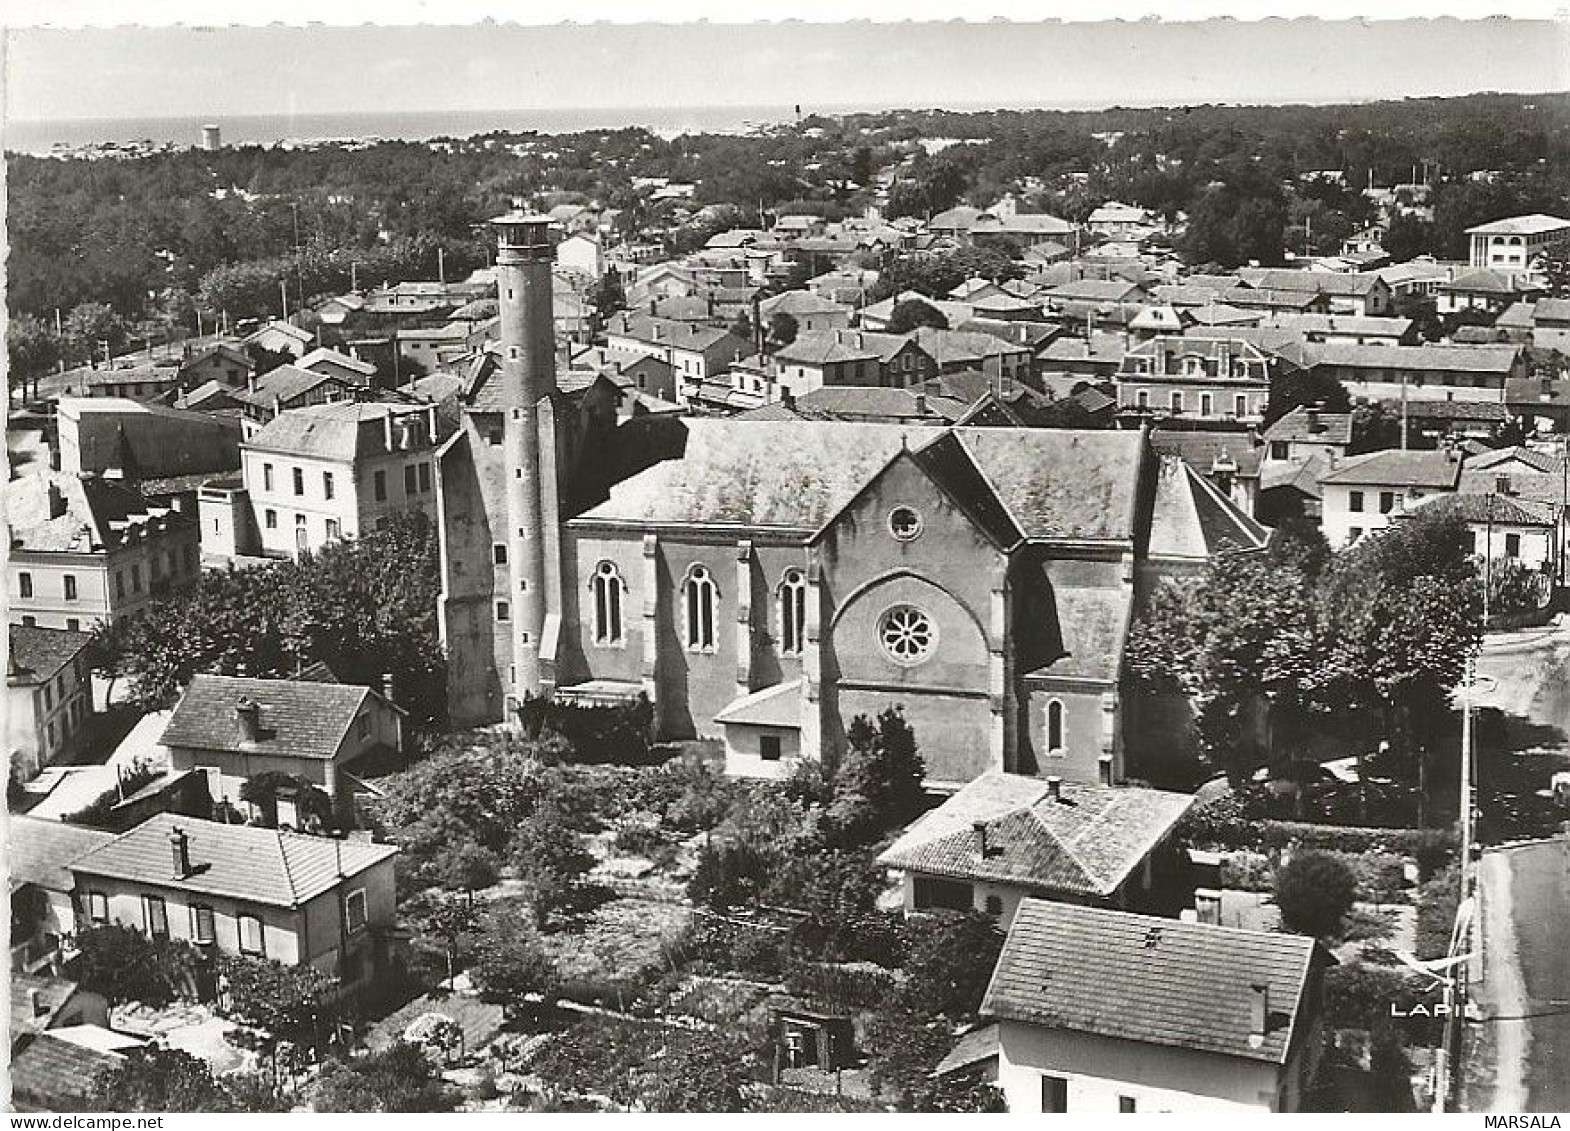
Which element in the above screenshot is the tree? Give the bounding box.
[767,311,799,349]
[729,310,754,346]
[427,839,502,899]
[869,246,1021,303]
[1275,850,1358,938]
[627,1030,756,1112]
[217,954,341,1046]
[822,708,927,846]
[863,1009,1006,1111]
[246,342,295,376]
[1263,369,1352,427]
[688,836,778,910]
[62,302,125,368]
[72,924,194,1007]
[510,808,598,926]
[309,1042,458,1112]
[1383,214,1436,263]
[88,1046,235,1112]
[471,902,557,1011]
[6,313,59,401]
[895,911,1005,1017]
[1349,402,1404,455]
[409,891,482,986]
[1368,1017,1418,1111]
[592,268,627,321]
[885,297,949,334]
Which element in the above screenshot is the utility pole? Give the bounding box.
[280,279,289,322]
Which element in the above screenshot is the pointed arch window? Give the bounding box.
[1046,699,1066,755]
[683,564,718,652]
[778,569,807,655]
[591,561,624,645]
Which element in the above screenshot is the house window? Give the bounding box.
[130,565,141,593]
[1046,699,1066,754]
[683,565,717,652]
[591,561,625,645]
[1270,442,1289,460]
[263,463,274,491]
[912,876,973,912]
[21,615,35,627]
[984,894,1004,916]
[779,570,807,655]
[1119,1096,1137,1113]
[1349,490,1365,513]
[345,889,368,933]
[1235,394,1248,417]
[292,467,304,496]
[191,904,216,944]
[64,574,77,601]
[1506,533,1522,558]
[418,463,432,493]
[67,618,80,632]
[1199,392,1214,416]
[1170,390,1184,413]
[323,472,335,500]
[1349,527,1364,543]
[1041,1075,1069,1114]
[115,572,126,599]
[325,518,341,541]
[43,683,53,710]
[374,470,387,502]
[87,891,108,925]
[404,465,418,497]
[496,600,511,622]
[144,895,169,938]
[1379,491,1398,514]
[759,734,783,762]
[19,572,32,599]
[265,509,278,530]
[1135,389,1150,409]
[493,544,508,565]
[238,913,266,956]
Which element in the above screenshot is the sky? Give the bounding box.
[3,13,1566,123]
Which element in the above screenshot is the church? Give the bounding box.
[433,215,1269,787]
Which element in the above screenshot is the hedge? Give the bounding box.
[784,960,898,1011]
[1414,864,1463,961]
[1182,795,1459,863]
[1322,963,1425,1028]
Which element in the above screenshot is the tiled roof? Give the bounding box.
[9,625,94,685]
[877,772,1194,897]
[1236,268,1384,297]
[1462,445,1562,475]
[297,347,377,377]
[573,421,1145,544]
[160,673,387,759]
[933,1023,1000,1077]
[8,817,117,893]
[9,1033,122,1109]
[1311,341,1521,373]
[243,401,429,461]
[1442,269,1545,296]
[79,364,179,389]
[1148,456,1272,561]
[772,330,880,366]
[1318,448,1464,488]
[1406,491,1557,527]
[775,386,968,423]
[1043,279,1145,304]
[981,900,1323,1065]
[913,327,1028,365]
[1262,406,1355,446]
[758,290,851,319]
[1387,398,1510,422]
[233,364,351,409]
[11,973,84,1035]
[714,680,802,728]
[1148,429,1265,478]
[1466,213,1570,235]
[606,312,746,355]
[6,473,191,554]
[68,812,398,908]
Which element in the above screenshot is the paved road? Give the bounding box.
[1467,840,1570,1113]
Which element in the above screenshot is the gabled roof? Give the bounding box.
[1318,448,1464,488]
[1312,341,1522,374]
[9,625,94,686]
[1462,445,1562,475]
[10,1033,123,1109]
[758,290,851,319]
[981,900,1325,1065]
[1148,456,1272,561]
[297,346,377,378]
[1148,428,1264,478]
[7,816,117,894]
[714,680,803,728]
[877,772,1194,898]
[6,473,191,554]
[68,812,398,908]
[1466,213,1570,236]
[1406,491,1557,527]
[1262,406,1355,446]
[160,673,395,759]
[244,320,313,346]
[1235,267,1385,297]
[233,364,353,409]
[243,401,429,461]
[1441,269,1545,296]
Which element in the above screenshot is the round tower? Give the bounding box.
[491,212,559,708]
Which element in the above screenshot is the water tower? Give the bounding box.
[201,124,221,152]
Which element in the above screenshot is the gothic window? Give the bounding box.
[1047,699,1066,754]
[683,565,717,652]
[778,569,807,655]
[879,605,936,665]
[591,561,625,645]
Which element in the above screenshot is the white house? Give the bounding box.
[979,900,1330,1113]
[1317,448,1463,548]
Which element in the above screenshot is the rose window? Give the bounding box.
[879,605,936,665]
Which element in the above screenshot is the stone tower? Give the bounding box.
[492,212,560,705]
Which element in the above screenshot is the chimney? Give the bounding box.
[46,483,66,520]
[781,387,796,410]
[170,826,192,879]
[973,820,990,858]
[1306,407,1324,434]
[426,404,439,444]
[648,297,657,315]
[235,696,262,742]
[1097,754,1114,786]
[914,392,928,416]
[1046,775,1063,802]
[1194,886,1222,925]
[383,408,395,451]
[1248,984,1269,1048]
[854,332,864,349]
[247,371,257,394]
[27,988,43,1018]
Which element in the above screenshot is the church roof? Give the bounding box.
[572,421,1147,545]
[1147,456,1272,562]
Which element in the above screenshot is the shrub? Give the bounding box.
[1220,851,1275,892]
[1322,963,1424,1028]
[784,960,897,1011]
[73,924,198,1007]
[62,758,162,827]
[895,911,1004,1018]
[517,696,657,765]
[1275,851,1359,938]
[1414,864,1462,961]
